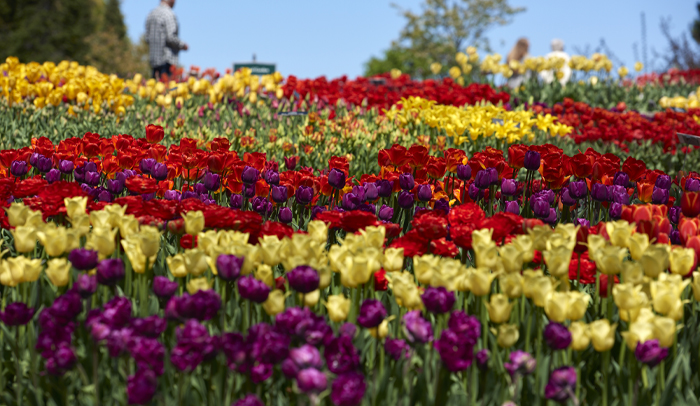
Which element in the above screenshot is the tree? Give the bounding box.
[103,0,127,41]
[659,4,700,70]
[365,0,524,77]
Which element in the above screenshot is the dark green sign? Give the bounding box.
[233,63,276,75]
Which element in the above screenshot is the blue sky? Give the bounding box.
[123,0,696,79]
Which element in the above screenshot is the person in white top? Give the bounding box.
[539,39,571,87]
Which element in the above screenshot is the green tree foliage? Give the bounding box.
[692,3,700,45]
[365,0,524,77]
[0,0,97,64]
[103,0,127,41]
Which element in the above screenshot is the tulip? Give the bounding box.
[416,184,432,202]
[474,169,492,189]
[265,170,280,186]
[496,324,520,348]
[231,394,264,406]
[613,171,630,187]
[270,185,288,203]
[182,210,205,236]
[594,245,627,275]
[485,294,513,324]
[568,180,587,199]
[375,179,393,197]
[544,322,572,350]
[561,189,576,206]
[468,267,497,297]
[76,274,97,298]
[403,310,433,343]
[501,178,517,196]
[46,258,72,287]
[58,160,74,174]
[468,183,483,201]
[651,187,669,205]
[330,372,366,406]
[230,193,243,209]
[456,164,472,180]
[505,350,536,377]
[96,258,125,286]
[588,319,617,352]
[35,155,52,172]
[262,290,286,316]
[590,183,609,201]
[686,177,700,192]
[0,302,34,326]
[397,191,414,208]
[610,186,629,205]
[531,197,550,219]
[341,193,360,211]
[399,173,414,191]
[279,207,293,223]
[524,150,541,171]
[9,161,27,177]
[145,124,165,144]
[287,265,320,294]
[357,299,386,328]
[295,186,313,205]
[153,276,179,298]
[639,245,669,278]
[237,275,271,303]
[655,174,672,190]
[284,156,298,171]
[297,368,327,393]
[241,166,259,185]
[68,248,99,271]
[499,273,523,298]
[385,338,411,361]
[421,286,456,314]
[669,247,694,276]
[11,225,37,254]
[635,339,668,367]
[328,168,346,190]
[545,367,577,404]
[569,322,590,351]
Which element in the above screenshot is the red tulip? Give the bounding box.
[145,124,165,144]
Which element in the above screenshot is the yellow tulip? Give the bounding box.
[621,320,656,350]
[498,244,524,273]
[414,254,439,285]
[496,324,520,348]
[383,248,405,272]
[527,225,553,252]
[255,264,274,288]
[669,247,695,276]
[430,62,442,75]
[474,242,500,271]
[468,267,496,296]
[167,254,187,278]
[499,272,523,298]
[263,290,286,316]
[5,202,29,227]
[186,277,211,294]
[64,196,87,219]
[183,249,209,276]
[587,234,607,262]
[89,210,112,229]
[511,235,534,263]
[259,235,284,267]
[485,294,513,324]
[650,277,689,316]
[594,245,627,275]
[522,270,544,299]
[325,294,351,322]
[621,262,644,285]
[606,220,634,248]
[692,272,700,301]
[197,230,221,256]
[472,229,493,247]
[45,258,71,287]
[12,226,37,253]
[103,204,127,228]
[307,220,328,245]
[634,62,643,72]
[639,245,670,278]
[652,317,676,348]
[530,276,554,307]
[589,319,617,352]
[69,214,91,237]
[613,283,648,313]
[183,210,205,236]
[119,215,140,238]
[543,246,573,278]
[569,322,590,351]
[137,226,161,257]
[369,316,395,340]
[86,227,117,259]
[544,291,570,323]
[389,271,424,310]
[627,233,649,261]
[566,291,591,321]
[37,226,67,257]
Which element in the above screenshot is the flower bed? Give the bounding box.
[1,126,700,405]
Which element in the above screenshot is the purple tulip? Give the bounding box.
[241,166,260,185]
[232,394,264,406]
[290,344,322,368]
[46,343,77,375]
[532,197,550,219]
[106,178,124,195]
[59,160,74,174]
[503,200,520,214]
[421,287,455,314]
[635,339,668,367]
[10,160,27,177]
[403,310,433,343]
[357,299,386,328]
[279,207,293,223]
[76,274,97,298]
[609,202,623,220]
[544,322,572,350]
[524,150,541,171]
[339,322,357,338]
[476,349,490,371]
[545,367,578,404]
[330,372,366,406]
[84,171,101,187]
[670,206,681,224]
[35,155,52,173]
[230,193,243,209]
[98,190,113,202]
[655,174,672,190]
[287,266,320,294]
[447,311,481,345]
[416,184,432,202]
[139,158,156,175]
[561,189,576,206]
[295,186,314,205]
[468,183,483,201]
[363,182,379,201]
[436,328,474,372]
[242,183,256,199]
[96,258,125,286]
[44,168,60,184]
[504,350,536,377]
[151,163,168,181]
[251,363,273,383]
[237,275,271,303]
[575,218,590,228]
[265,170,280,186]
[378,204,394,221]
[613,171,630,187]
[501,178,517,196]
[341,192,360,211]
[591,183,609,202]
[456,164,472,181]
[384,338,411,360]
[686,177,700,192]
[297,368,327,393]
[670,230,682,245]
[324,335,360,374]
[131,315,167,338]
[375,179,393,197]
[611,185,629,205]
[568,180,587,199]
[474,169,492,189]
[399,173,415,191]
[0,302,34,326]
[651,187,669,205]
[328,168,347,190]
[153,276,179,298]
[270,185,288,203]
[397,191,414,209]
[68,248,99,271]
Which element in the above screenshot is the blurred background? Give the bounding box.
[0,0,697,78]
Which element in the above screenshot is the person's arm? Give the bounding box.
[163,11,186,50]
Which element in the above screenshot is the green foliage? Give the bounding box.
[103,0,127,41]
[365,0,524,77]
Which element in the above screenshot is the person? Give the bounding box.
[539,39,572,87]
[506,38,530,89]
[146,0,188,80]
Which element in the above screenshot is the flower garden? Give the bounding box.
[1,55,700,406]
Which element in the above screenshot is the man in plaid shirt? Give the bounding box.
[146,0,189,79]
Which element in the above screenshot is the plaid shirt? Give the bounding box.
[145,4,184,68]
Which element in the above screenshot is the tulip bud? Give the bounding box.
[485,294,513,324]
[568,322,590,351]
[496,324,520,348]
